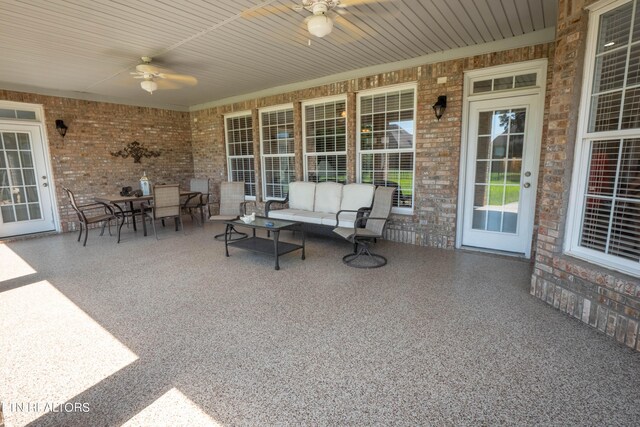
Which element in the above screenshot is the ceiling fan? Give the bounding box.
[245,0,392,39]
[130,57,198,94]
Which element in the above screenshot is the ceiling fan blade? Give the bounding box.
[155,79,182,90]
[158,73,198,86]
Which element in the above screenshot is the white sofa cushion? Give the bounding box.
[291,211,324,225]
[269,209,325,225]
[314,182,343,213]
[340,183,375,211]
[288,181,316,211]
[268,209,307,222]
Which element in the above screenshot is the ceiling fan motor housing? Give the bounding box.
[303,1,340,13]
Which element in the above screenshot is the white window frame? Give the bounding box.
[259,103,295,201]
[566,0,640,276]
[302,95,347,183]
[356,83,417,215]
[224,110,256,200]
[0,101,43,122]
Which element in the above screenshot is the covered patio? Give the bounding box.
[1,224,639,426]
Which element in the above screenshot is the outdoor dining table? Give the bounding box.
[95,190,200,233]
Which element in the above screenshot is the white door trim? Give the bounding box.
[456,60,547,258]
[0,101,60,236]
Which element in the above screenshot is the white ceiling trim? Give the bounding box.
[190,27,556,112]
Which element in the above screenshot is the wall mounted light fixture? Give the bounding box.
[432,96,447,121]
[55,119,68,138]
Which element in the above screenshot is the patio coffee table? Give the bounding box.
[224,216,305,270]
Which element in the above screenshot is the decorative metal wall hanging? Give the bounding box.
[110,141,160,163]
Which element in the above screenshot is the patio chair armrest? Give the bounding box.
[110,203,126,218]
[240,200,256,216]
[79,201,111,210]
[79,202,116,216]
[352,215,390,233]
[182,192,202,208]
[335,206,372,228]
[265,195,288,216]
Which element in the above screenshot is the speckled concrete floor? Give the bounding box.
[1,222,639,426]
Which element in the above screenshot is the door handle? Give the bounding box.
[523,182,530,188]
[42,183,48,187]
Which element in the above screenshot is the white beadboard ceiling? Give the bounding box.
[0,0,557,111]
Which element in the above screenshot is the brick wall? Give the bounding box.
[530,0,640,352]
[0,90,193,232]
[1,44,552,248]
[191,44,552,249]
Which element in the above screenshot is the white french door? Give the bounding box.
[0,123,56,237]
[461,95,541,256]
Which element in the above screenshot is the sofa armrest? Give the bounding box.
[265,195,289,217]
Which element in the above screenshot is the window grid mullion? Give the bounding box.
[603,140,625,253]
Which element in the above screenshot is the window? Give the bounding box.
[0,109,37,120]
[303,97,347,183]
[357,85,416,213]
[260,105,295,200]
[225,112,256,198]
[568,0,640,276]
[471,72,538,94]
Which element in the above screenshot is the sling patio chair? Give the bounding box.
[182,178,211,226]
[63,187,121,246]
[141,184,184,240]
[333,186,395,268]
[209,181,254,241]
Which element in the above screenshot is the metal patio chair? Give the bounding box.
[209,181,254,241]
[63,187,120,246]
[333,186,395,268]
[141,184,184,239]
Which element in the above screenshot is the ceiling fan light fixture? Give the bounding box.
[307,14,333,37]
[140,79,158,94]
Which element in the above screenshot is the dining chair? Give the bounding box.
[141,184,184,239]
[209,181,254,240]
[63,187,120,246]
[182,178,210,226]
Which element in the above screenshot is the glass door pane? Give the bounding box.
[0,132,42,224]
[471,109,525,234]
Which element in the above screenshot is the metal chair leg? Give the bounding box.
[83,224,89,246]
[214,224,247,241]
[342,240,387,268]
